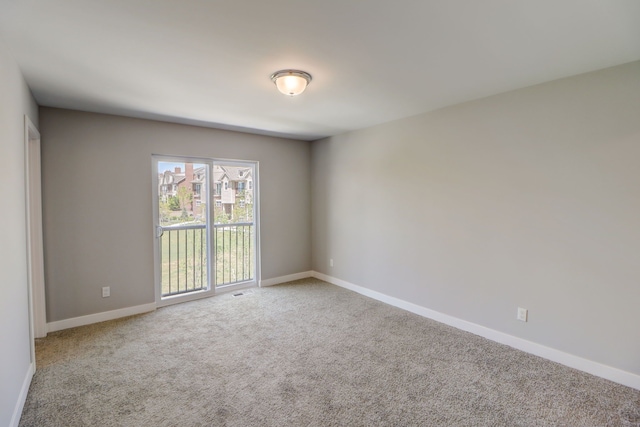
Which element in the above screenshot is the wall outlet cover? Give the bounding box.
[517,307,528,322]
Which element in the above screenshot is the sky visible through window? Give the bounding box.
[159,162,184,172]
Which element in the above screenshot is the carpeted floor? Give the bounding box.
[20,278,640,426]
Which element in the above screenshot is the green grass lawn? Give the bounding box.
[160,225,254,296]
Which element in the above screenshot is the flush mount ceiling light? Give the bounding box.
[270,70,312,96]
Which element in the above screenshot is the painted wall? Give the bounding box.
[311,61,640,376]
[0,39,39,426]
[40,108,311,322]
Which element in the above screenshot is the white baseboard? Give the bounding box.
[311,271,640,391]
[10,362,34,427]
[47,303,156,333]
[260,271,313,287]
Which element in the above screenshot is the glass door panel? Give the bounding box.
[212,161,256,287]
[155,159,211,301]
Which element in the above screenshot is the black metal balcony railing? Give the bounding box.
[159,223,254,297]
[160,224,207,297]
[213,222,254,286]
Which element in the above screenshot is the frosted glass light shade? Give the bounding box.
[270,70,312,96]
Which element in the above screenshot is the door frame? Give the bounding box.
[152,155,260,307]
[24,115,47,354]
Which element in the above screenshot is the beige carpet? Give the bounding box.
[20,278,640,426]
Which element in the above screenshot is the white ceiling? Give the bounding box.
[1,1,639,141]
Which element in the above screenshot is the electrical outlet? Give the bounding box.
[329,258,334,267]
[517,307,528,322]
[102,286,110,298]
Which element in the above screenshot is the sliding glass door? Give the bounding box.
[153,156,258,306]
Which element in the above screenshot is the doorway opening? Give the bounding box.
[24,115,46,370]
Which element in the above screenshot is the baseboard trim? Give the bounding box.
[10,362,34,427]
[311,271,640,391]
[260,271,313,287]
[47,303,156,333]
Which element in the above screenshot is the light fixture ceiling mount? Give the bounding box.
[270,70,312,96]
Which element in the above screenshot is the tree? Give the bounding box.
[177,187,193,211]
[159,200,171,223]
[214,208,229,224]
[168,196,180,211]
[231,190,253,222]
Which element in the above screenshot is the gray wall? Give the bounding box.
[0,39,39,426]
[311,61,640,376]
[40,108,311,322]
